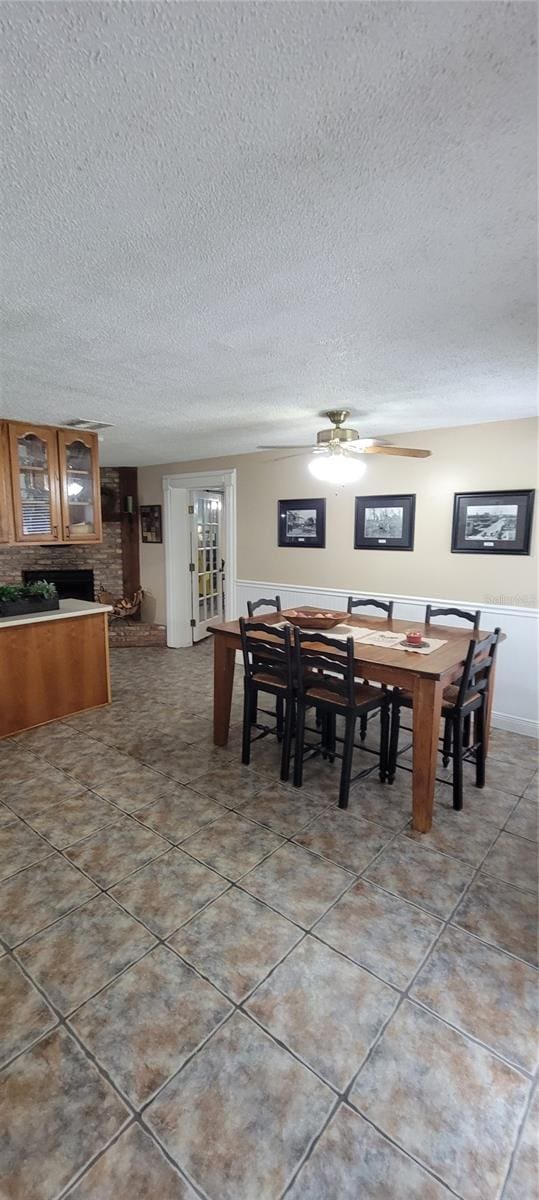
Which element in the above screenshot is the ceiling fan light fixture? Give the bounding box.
[308,450,366,484]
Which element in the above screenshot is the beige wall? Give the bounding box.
[139,418,538,626]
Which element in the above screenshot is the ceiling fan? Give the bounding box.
[258,410,432,483]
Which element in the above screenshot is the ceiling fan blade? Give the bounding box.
[269,450,313,462]
[257,444,315,451]
[361,444,432,458]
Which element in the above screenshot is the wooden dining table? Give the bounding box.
[210,607,502,833]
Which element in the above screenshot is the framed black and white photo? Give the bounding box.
[140,504,163,544]
[451,490,535,555]
[278,498,326,548]
[354,494,416,551]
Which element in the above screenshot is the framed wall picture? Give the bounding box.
[278,498,326,548]
[140,504,162,544]
[451,490,535,554]
[354,494,416,551]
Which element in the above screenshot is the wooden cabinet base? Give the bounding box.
[0,612,111,737]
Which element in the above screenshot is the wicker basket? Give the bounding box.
[285,613,342,630]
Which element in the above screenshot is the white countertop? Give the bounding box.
[0,598,113,630]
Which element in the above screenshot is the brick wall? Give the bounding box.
[0,468,123,598]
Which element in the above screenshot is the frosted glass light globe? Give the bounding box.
[308,453,366,484]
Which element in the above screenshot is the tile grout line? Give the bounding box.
[497,1076,537,1200]
[53,1114,210,1200]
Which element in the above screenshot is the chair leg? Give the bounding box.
[293,701,306,788]
[379,701,390,782]
[276,696,284,742]
[463,713,471,748]
[280,698,294,782]
[388,694,401,784]
[320,712,329,759]
[442,718,452,767]
[249,688,258,726]
[360,714,368,742]
[452,718,463,810]
[475,702,486,789]
[339,713,356,809]
[327,710,336,763]
[320,710,336,760]
[242,685,252,765]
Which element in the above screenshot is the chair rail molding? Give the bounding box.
[163,468,237,648]
[235,579,538,739]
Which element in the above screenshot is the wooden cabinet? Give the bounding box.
[1,420,102,545]
[58,429,102,543]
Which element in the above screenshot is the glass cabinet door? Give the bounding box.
[8,424,61,541]
[58,430,101,541]
[0,423,13,543]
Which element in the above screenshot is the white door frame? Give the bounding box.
[163,468,237,647]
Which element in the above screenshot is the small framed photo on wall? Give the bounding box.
[140,504,162,544]
[354,494,416,551]
[278,498,326,548]
[451,490,535,554]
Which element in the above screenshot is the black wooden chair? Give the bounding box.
[247,595,282,617]
[390,604,483,769]
[425,604,481,631]
[245,597,283,730]
[293,628,390,809]
[240,618,295,782]
[347,596,394,741]
[425,605,481,756]
[347,596,394,619]
[388,628,501,810]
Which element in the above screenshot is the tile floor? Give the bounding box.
[0,639,537,1200]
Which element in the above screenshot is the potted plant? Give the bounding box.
[0,580,60,618]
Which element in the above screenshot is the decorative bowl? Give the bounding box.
[285,612,342,630]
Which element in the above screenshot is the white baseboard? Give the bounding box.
[235,578,539,739]
[490,712,539,738]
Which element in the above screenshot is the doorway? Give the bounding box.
[163,467,237,648]
[189,489,225,642]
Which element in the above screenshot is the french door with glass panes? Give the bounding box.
[189,490,225,642]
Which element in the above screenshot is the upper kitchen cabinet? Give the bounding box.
[8,422,62,543]
[57,428,102,542]
[2,420,103,545]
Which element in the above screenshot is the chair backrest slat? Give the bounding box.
[425,604,481,630]
[294,628,356,705]
[247,595,282,618]
[347,596,394,619]
[239,617,293,688]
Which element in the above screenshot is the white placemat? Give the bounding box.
[333,627,447,655]
[275,621,446,655]
[275,622,371,638]
[324,624,371,640]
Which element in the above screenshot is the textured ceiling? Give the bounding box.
[1,1,537,466]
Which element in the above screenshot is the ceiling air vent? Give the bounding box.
[63,419,115,431]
